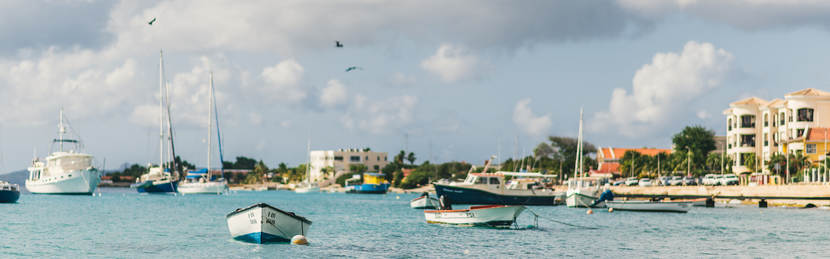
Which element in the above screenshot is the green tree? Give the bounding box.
[548,136,597,178]
[349,164,368,174]
[406,152,416,165]
[533,142,555,159]
[395,150,406,165]
[223,156,257,169]
[672,126,716,172]
[767,153,787,176]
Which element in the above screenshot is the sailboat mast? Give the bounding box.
[165,81,177,174]
[159,50,164,170]
[306,139,311,183]
[212,72,225,177]
[58,108,64,152]
[208,72,213,175]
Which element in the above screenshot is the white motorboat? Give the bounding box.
[294,183,319,193]
[424,205,526,228]
[26,110,100,195]
[178,72,229,195]
[410,193,440,209]
[226,203,312,243]
[606,200,692,213]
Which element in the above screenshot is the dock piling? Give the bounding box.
[759,199,767,208]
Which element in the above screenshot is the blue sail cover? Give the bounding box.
[187,168,209,179]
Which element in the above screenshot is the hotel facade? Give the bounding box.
[308,149,388,182]
[723,88,830,173]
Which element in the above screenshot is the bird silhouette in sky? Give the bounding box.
[345,66,363,72]
[335,41,343,48]
[148,17,157,26]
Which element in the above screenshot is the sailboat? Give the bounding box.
[565,108,604,208]
[132,50,180,193]
[295,139,319,193]
[178,72,229,194]
[26,109,101,195]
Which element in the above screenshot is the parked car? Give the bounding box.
[625,177,639,186]
[720,174,739,185]
[638,178,652,187]
[702,174,718,185]
[612,180,626,186]
[668,176,683,186]
[657,176,672,186]
[683,177,697,186]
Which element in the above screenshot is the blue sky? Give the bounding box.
[2,0,830,171]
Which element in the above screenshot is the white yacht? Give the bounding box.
[178,72,228,194]
[295,139,319,193]
[26,110,100,195]
[566,108,603,208]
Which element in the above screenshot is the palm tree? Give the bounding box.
[705,152,721,172]
[789,152,810,182]
[766,153,786,176]
[406,152,416,165]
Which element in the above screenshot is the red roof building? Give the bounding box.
[594,147,672,176]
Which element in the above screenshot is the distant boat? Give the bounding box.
[26,109,101,195]
[226,203,312,243]
[132,50,180,194]
[410,192,440,209]
[345,173,390,194]
[424,204,526,228]
[606,200,692,213]
[178,72,228,195]
[295,139,319,193]
[0,181,20,203]
[566,108,603,208]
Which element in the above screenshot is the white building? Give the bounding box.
[723,88,830,173]
[308,148,388,182]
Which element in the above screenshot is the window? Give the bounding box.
[797,128,805,138]
[740,115,755,128]
[763,113,769,127]
[489,178,501,185]
[365,156,369,161]
[377,156,380,161]
[334,156,343,161]
[797,108,814,122]
[780,112,786,125]
[350,156,360,162]
[476,177,487,184]
[740,135,755,147]
[373,165,379,171]
[789,109,793,122]
[763,133,768,146]
[728,118,732,131]
[807,144,817,154]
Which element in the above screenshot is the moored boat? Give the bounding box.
[410,192,440,209]
[433,157,561,206]
[424,204,526,228]
[606,200,692,213]
[226,203,312,243]
[26,110,100,195]
[0,181,20,203]
[345,173,390,194]
[131,166,178,193]
[178,72,229,195]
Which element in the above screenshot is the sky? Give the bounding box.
[2,0,830,172]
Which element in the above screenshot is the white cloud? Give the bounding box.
[260,59,306,103]
[421,44,480,82]
[249,112,263,126]
[696,110,710,119]
[618,0,830,30]
[512,98,552,136]
[342,95,418,134]
[592,41,734,136]
[319,80,348,108]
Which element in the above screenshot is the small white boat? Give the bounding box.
[410,193,440,209]
[672,198,707,207]
[178,179,228,194]
[294,183,319,193]
[294,139,319,194]
[226,203,312,243]
[606,200,692,213]
[424,205,525,228]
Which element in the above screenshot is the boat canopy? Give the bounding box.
[496,171,558,178]
[186,168,208,178]
[363,172,388,185]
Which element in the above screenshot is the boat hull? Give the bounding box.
[606,200,692,213]
[0,190,20,203]
[226,203,312,243]
[433,184,558,205]
[25,169,99,195]
[346,183,389,194]
[132,180,178,193]
[424,205,525,228]
[410,196,440,209]
[178,181,228,194]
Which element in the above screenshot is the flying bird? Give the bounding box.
[345,66,363,72]
[148,17,157,26]
[335,41,343,48]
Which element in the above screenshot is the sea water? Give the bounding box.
[2,188,829,258]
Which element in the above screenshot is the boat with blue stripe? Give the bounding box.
[226,203,312,244]
[345,173,390,194]
[131,166,179,193]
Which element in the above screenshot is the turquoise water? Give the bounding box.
[2,188,829,258]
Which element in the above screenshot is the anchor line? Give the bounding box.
[524,207,600,230]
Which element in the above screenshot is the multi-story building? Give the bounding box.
[723,88,830,173]
[308,148,388,182]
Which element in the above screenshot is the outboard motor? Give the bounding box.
[439,195,452,210]
[591,190,614,207]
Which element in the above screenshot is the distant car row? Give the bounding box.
[614,174,739,186]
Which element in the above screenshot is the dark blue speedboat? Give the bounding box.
[0,181,20,203]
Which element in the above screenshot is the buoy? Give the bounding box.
[463,249,470,255]
[608,208,614,213]
[586,209,593,215]
[396,196,400,200]
[291,235,309,245]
